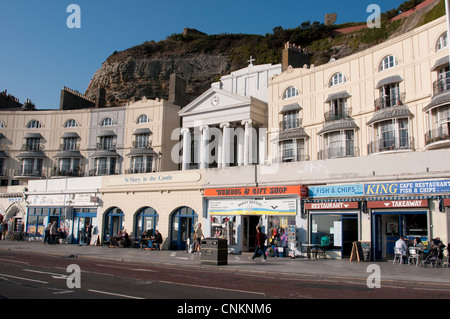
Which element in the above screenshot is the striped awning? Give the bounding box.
[306,195,449,203]
[325,91,351,103]
[375,75,403,89]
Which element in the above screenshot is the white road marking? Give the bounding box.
[0,273,48,284]
[88,289,144,299]
[158,280,265,296]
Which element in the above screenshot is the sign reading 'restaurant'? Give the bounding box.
[204,185,308,198]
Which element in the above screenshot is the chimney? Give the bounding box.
[282,42,311,71]
[95,86,106,108]
[169,73,187,107]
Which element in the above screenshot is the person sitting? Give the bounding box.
[395,236,409,263]
[152,230,163,250]
[139,231,149,250]
[119,229,130,248]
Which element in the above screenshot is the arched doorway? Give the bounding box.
[103,207,124,242]
[134,207,159,238]
[170,206,197,250]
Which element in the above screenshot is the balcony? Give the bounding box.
[14,169,43,178]
[96,142,116,151]
[368,136,414,154]
[125,167,153,174]
[324,108,352,122]
[279,119,302,132]
[425,125,450,149]
[279,151,309,163]
[21,143,44,152]
[317,145,359,160]
[433,73,450,96]
[374,93,406,111]
[89,168,120,176]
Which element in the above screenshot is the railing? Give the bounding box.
[14,169,43,177]
[279,153,309,163]
[374,93,405,111]
[368,136,414,154]
[433,72,450,96]
[425,125,450,145]
[279,118,302,131]
[58,143,80,151]
[317,145,359,160]
[125,167,153,174]
[89,168,120,176]
[21,144,44,151]
[132,141,152,149]
[96,142,116,151]
[324,108,352,122]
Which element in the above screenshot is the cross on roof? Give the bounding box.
[248,56,256,66]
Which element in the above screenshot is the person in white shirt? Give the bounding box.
[395,236,409,263]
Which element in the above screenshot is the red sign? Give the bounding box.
[443,198,450,207]
[367,199,428,208]
[204,185,308,198]
[305,202,359,210]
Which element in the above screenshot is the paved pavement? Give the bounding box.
[1,240,450,286]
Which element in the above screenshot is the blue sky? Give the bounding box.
[0,0,407,110]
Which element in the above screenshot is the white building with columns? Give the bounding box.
[179,60,282,170]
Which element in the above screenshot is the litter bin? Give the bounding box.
[201,238,228,265]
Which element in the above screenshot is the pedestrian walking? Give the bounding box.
[250,226,267,262]
[44,224,51,244]
[49,221,57,244]
[194,223,204,255]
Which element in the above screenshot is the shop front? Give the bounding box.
[365,180,450,261]
[204,185,307,254]
[306,184,364,259]
[25,178,102,243]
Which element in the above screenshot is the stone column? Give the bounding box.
[242,120,252,166]
[220,122,231,168]
[200,125,209,169]
[181,128,191,171]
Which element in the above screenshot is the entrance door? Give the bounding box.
[242,215,260,252]
[342,217,358,257]
[170,207,197,250]
[73,217,92,245]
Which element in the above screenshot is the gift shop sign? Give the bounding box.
[368,199,428,209]
[204,185,308,198]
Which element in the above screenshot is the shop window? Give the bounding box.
[268,216,295,248]
[210,216,237,246]
[403,214,427,237]
[311,214,341,248]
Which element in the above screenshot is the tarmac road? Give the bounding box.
[1,247,450,301]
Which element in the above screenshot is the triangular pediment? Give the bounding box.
[179,88,251,116]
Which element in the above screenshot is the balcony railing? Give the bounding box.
[425,125,450,145]
[279,152,309,163]
[21,144,44,151]
[368,136,414,154]
[125,167,154,174]
[58,143,80,151]
[374,93,405,111]
[317,145,359,160]
[279,119,302,131]
[89,168,120,176]
[14,169,43,178]
[96,142,116,151]
[433,73,450,96]
[324,108,352,122]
